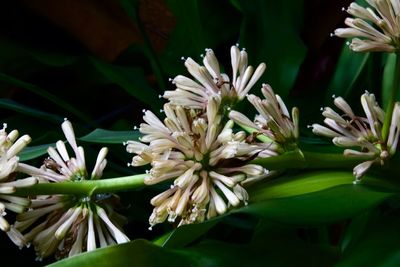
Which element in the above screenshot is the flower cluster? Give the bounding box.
[163,45,266,110]
[334,1,400,52]
[126,98,268,228]
[311,92,400,181]
[0,123,35,246]
[229,84,300,155]
[14,120,129,260]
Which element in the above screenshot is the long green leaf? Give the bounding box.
[79,129,140,144]
[19,143,53,161]
[0,73,93,124]
[337,210,400,266]
[243,185,392,225]
[327,46,369,100]
[0,98,63,124]
[232,0,306,98]
[90,57,161,109]
[47,234,337,267]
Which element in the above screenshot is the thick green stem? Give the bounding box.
[382,52,400,141]
[14,174,146,197]
[302,151,374,169]
[250,150,374,171]
[250,149,306,169]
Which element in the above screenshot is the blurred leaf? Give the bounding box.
[80,129,140,144]
[90,57,161,108]
[27,50,78,67]
[160,0,241,76]
[187,237,337,267]
[382,53,397,109]
[19,143,53,161]
[339,210,374,253]
[0,98,63,124]
[337,210,400,266]
[0,72,93,124]
[327,47,369,100]
[232,0,306,98]
[243,184,393,225]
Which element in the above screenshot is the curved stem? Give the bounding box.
[250,149,306,169]
[302,151,374,169]
[250,150,374,171]
[382,52,400,141]
[14,174,147,197]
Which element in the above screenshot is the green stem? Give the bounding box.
[382,52,400,141]
[302,151,374,169]
[14,174,146,197]
[250,149,306,169]
[250,150,374,171]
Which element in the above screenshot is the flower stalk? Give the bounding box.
[14,174,146,197]
[383,52,400,141]
[10,151,396,198]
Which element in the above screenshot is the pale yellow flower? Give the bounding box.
[311,92,400,181]
[229,84,300,155]
[126,98,267,228]
[0,123,34,247]
[15,120,129,260]
[163,45,266,109]
[335,1,400,52]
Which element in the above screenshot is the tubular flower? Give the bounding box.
[163,45,266,110]
[311,92,400,181]
[0,123,35,246]
[126,98,268,228]
[229,84,300,155]
[334,1,400,52]
[14,120,129,260]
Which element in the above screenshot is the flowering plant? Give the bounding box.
[1,1,400,266]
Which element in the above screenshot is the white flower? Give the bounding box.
[14,120,129,260]
[126,98,267,228]
[0,123,35,245]
[311,92,400,180]
[229,84,299,154]
[163,45,266,109]
[334,1,400,52]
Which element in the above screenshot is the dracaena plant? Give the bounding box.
[1,1,400,266]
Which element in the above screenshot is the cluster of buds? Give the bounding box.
[13,120,129,260]
[126,98,268,228]
[229,84,300,156]
[334,1,400,52]
[0,123,35,246]
[311,92,400,181]
[163,45,266,110]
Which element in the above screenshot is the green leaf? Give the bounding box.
[47,233,337,267]
[232,0,306,98]
[27,50,78,67]
[0,98,63,124]
[327,47,369,100]
[160,219,218,248]
[79,129,140,144]
[382,53,397,109]
[160,0,241,76]
[90,57,161,108]
[0,72,93,124]
[46,239,193,267]
[249,171,395,200]
[19,143,53,161]
[337,210,400,266]
[243,185,393,225]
